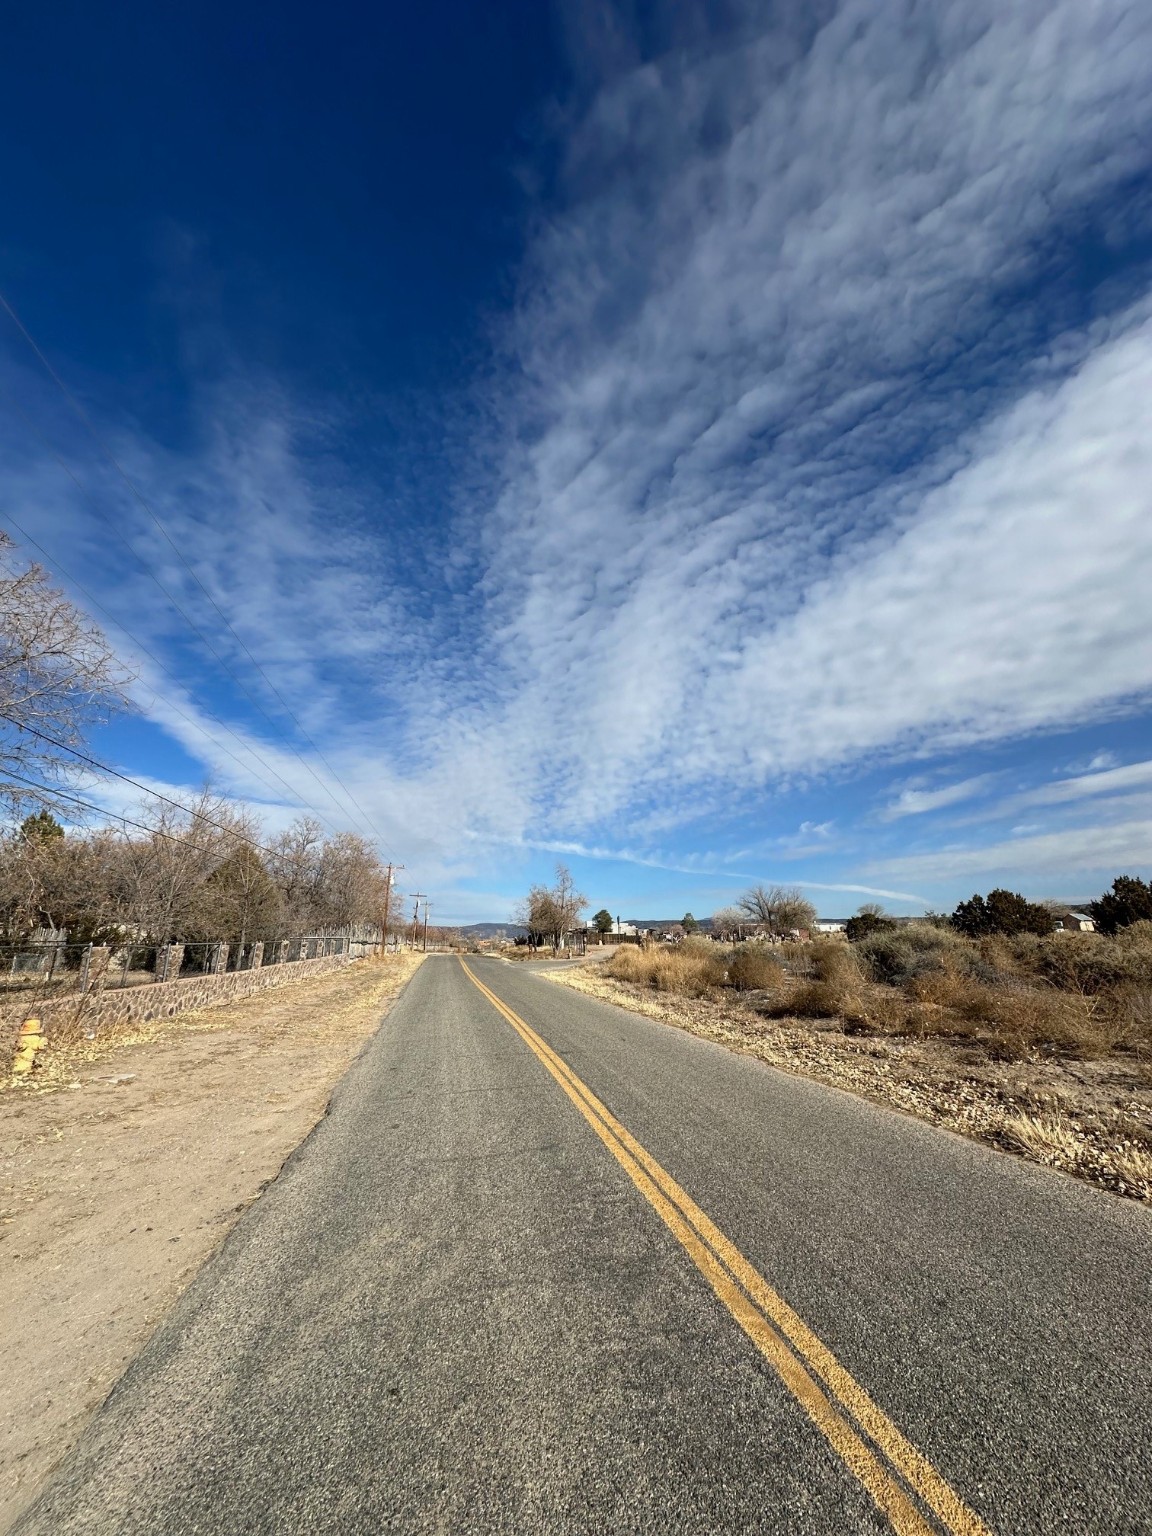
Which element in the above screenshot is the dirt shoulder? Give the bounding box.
[0,952,423,1533]
[539,965,1152,1203]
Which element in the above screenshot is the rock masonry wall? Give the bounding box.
[2,953,351,1065]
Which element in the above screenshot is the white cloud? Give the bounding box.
[481,0,1152,823]
[1081,752,1120,773]
[709,310,1152,772]
[7,0,1152,915]
[1017,760,1152,808]
[868,819,1152,886]
[881,776,996,821]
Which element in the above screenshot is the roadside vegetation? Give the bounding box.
[545,880,1152,1202]
[606,903,1152,1065]
[2,806,398,955]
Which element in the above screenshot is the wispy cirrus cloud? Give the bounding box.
[868,819,1152,888]
[881,777,997,822]
[505,834,927,905]
[1014,760,1152,809]
[478,0,1152,825]
[6,0,1152,917]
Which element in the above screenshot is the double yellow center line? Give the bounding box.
[460,960,992,1536]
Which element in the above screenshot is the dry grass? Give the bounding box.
[593,925,1152,1076]
[998,1111,1152,1199]
[4,952,426,1094]
[727,944,785,992]
[606,942,727,996]
[606,938,783,996]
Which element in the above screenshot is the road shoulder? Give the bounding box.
[0,952,423,1533]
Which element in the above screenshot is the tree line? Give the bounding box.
[0,527,400,955]
[538,876,1152,949]
[842,880,1152,942]
[518,879,820,948]
[2,802,398,950]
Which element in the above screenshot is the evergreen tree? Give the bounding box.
[951,889,1052,937]
[20,810,64,842]
[1089,875,1152,935]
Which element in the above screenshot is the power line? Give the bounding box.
[2,389,383,847]
[0,713,289,861]
[1,512,348,839]
[5,767,422,937]
[0,291,391,850]
[4,769,284,863]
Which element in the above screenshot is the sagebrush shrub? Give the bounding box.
[809,941,861,985]
[855,922,967,985]
[727,944,783,991]
[786,980,853,1019]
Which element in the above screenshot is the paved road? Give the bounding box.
[16,957,1152,1534]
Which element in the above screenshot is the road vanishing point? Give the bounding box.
[15,956,1152,1534]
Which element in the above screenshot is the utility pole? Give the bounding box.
[382,863,404,954]
[422,900,431,953]
[409,894,427,952]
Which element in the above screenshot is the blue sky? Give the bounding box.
[4,0,1152,922]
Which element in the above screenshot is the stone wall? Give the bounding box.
[2,953,352,1065]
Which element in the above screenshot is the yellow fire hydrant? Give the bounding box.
[11,1017,44,1077]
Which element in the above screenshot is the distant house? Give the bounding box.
[1054,911,1096,933]
[813,920,847,935]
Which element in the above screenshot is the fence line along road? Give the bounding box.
[0,924,385,1005]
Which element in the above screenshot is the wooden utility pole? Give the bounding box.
[409,894,427,952]
[422,900,431,953]
[382,863,404,953]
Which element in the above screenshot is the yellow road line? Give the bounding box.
[459,959,993,1536]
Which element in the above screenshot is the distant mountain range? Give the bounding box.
[454,906,1095,937]
[453,920,691,937]
[455,917,724,936]
[454,923,528,938]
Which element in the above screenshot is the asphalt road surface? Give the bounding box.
[16,956,1152,1534]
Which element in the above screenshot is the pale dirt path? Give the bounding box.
[0,952,423,1533]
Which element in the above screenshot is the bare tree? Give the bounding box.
[514,864,588,953]
[0,533,130,808]
[0,713,397,950]
[268,816,326,930]
[710,906,747,941]
[0,818,125,942]
[118,790,254,941]
[737,884,817,939]
[312,833,391,929]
